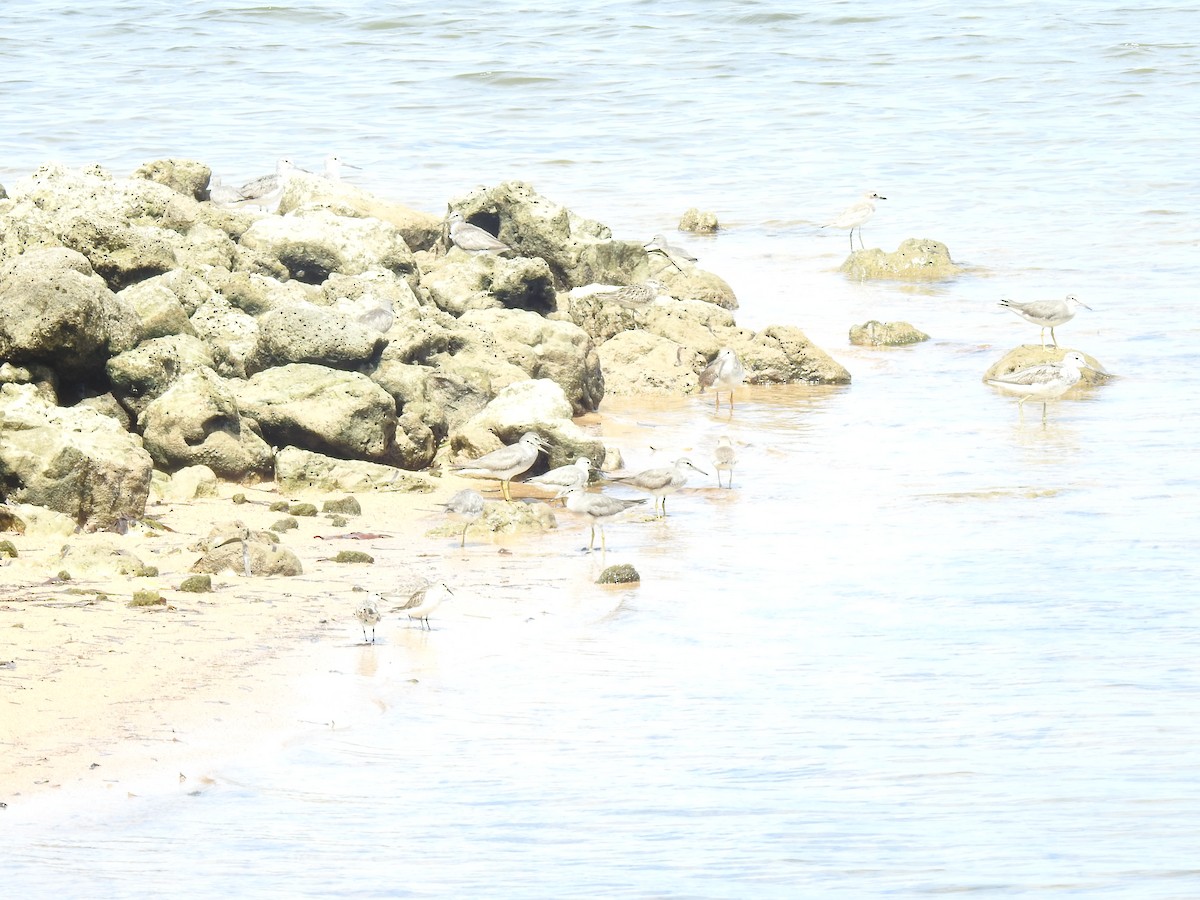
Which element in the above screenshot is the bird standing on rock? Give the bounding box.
[448,210,512,254]
[986,351,1102,423]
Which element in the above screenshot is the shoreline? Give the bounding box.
[0,477,490,815]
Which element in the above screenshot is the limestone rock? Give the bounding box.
[459,308,603,415]
[231,363,401,465]
[274,446,435,493]
[449,378,604,470]
[131,158,213,202]
[849,320,930,346]
[743,326,852,384]
[679,208,720,233]
[840,238,963,281]
[106,334,216,416]
[139,368,274,479]
[0,383,153,531]
[982,346,1108,387]
[597,330,702,396]
[239,210,417,285]
[188,295,259,379]
[252,302,388,371]
[190,535,303,577]
[0,248,142,380]
[278,172,442,252]
[117,276,197,340]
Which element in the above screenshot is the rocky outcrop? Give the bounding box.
[139,368,274,480]
[839,238,963,281]
[0,383,153,531]
[0,160,850,527]
[0,248,142,384]
[274,446,435,493]
[231,363,412,466]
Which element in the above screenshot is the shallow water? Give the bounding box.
[4,1,1200,895]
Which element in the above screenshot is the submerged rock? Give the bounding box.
[849,320,930,346]
[840,238,962,281]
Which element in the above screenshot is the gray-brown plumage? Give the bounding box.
[607,457,707,518]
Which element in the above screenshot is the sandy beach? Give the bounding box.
[0,474,563,813]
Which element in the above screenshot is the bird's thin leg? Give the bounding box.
[1050,326,1058,349]
[1041,402,1048,425]
[460,523,468,547]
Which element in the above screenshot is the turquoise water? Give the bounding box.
[4,2,1200,895]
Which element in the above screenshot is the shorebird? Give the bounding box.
[986,351,1100,422]
[440,488,485,547]
[322,154,361,182]
[397,582,452,630]
[525,457,592,501]
[595,279,661,311]
[451,432,548,501]
[354,594,382,643]
[206,175,243,207]
[556,482,647,552]
[998,295,1091,349]
[823,191,886,250]
[713,435,737,489]
[234,158,297,211]
[699,347,745,412]
[448,210,512,254]
[607,457,708,518]
[643,233,697,270]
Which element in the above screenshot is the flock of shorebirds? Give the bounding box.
[212,179,1098,639]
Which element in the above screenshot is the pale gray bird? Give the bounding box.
[440,488,486,547]
[607,457,708,518]
[595,279,661,311]
[234,157,297,211]
[206,175,243,207]
[451,432,548,501]
[998,295,1091,349]
[322,154,361,182]
[448,210,512,254]
[354,594,382,643]
[713,435,737,489]
[699,347,746,412]
[986,351,1101,422]
[823,190,886,250]
[556,482,647,552]
[525,457,593,499]
[643,233,697,270]
[397,582,453,630]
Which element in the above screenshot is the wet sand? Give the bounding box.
[0,476,565,812]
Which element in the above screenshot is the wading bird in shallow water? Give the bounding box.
[525,457,593,503]
[606,457,708,518]
[354,594,381,643]
[398,582,453,630]
[700,347,745,413]
[713,435,737,489]
[998,295,1090,349]
[823,190,886,250]
[556,482,647,553]
[448,210,512,254]
[986,351,1102,423]
[451,432,548,502]
[439,488,485,547]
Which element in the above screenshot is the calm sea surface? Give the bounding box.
[4,1,1200,895]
